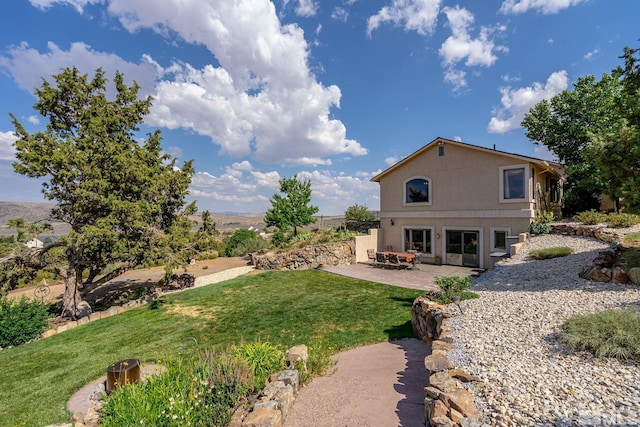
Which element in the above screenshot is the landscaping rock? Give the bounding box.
[628,267,640,285]
[286,345,308,371]
[612,266,630,284]
[429,371,460,393]
[243,407,283,427]
[442,388,481,419]
[428,399,449,422]
[432,340,453,352]
[424,352,454,372]
[76,301,92,318]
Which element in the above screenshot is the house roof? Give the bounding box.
[370,137,564,182]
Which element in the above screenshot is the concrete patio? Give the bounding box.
[320,262,483,292]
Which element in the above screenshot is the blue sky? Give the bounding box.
[0,0,638,215]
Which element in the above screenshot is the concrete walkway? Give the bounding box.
[284,339,431,427]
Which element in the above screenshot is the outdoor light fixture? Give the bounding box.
[390,219,395,226]
[436,233,441,239]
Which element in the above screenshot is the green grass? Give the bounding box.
[0,270,422,427]
[529,246,574,260]
[562,309,640,361]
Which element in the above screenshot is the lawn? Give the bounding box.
[0,270,423,427]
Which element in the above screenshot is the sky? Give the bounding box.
[0,0,638,215]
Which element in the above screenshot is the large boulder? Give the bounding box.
[628,267,640,285]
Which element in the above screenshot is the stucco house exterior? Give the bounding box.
[370,137,564,269]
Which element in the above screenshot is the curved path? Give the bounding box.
[284,339,430,427]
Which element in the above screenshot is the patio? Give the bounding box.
[320,263,483,292]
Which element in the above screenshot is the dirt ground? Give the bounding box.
[7,257,250,308]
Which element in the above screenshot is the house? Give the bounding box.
[25,238,44,249]
[370,137,564,269]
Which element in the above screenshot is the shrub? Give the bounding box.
[433,276,479,304]
[561,309,640,361]
[197,251,219,260]
[224,229,260,257]
[344,204,375,221]
[232,342,285,391]
[270,231,289,247]
[605,213,640,228]
[229,237,269,257]
[290,232,314,243]
[200,350,253,413]
[0,296,50,347]
[102,357,231,426]
[574,209,607,225]
[297,340,337,385]
[529,246,574,260]
[528,210,554,235]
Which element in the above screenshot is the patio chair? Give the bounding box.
[367,249,376,264]
[375,252,387,264]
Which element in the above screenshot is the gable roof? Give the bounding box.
[370,137,564,182]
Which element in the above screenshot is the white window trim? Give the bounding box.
[499,164,530,203]
[402,226,434,255]
[490,227,511,252]
[403,176,432,206]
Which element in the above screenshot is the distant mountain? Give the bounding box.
[0,201,56,225]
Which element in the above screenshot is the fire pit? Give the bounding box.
[106,358,141,394]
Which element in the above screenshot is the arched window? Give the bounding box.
[404,177,431,205]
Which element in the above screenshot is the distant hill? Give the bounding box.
[0,201,70,237]
[0,201,56,225]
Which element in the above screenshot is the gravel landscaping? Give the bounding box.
[449,231,640,426]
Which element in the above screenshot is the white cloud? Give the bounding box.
[499,0,586,15]
[438,6,507,91]
[439,6,507,67]
[225,160,253,178]
[443,68,467,92]
[384,156,399,166]
[190,167,379,214]
[367,0,442,37]
[27,116,40,125]
[0,41,158,97]
[295,0,318,17]
[0,131,17,161]
[584,48,600,61]
[487,70,569,134]
[164,146,183,159]
[29,0,103,13]
[105,0,366,165]
[331,7,349,22]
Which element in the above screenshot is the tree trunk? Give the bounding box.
[61,264,83,319]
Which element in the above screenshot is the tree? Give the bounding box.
[521,43,640,214]
[8,67,213,318]
[521,72,622,214]
[344,204,375,221]
[264,175,319,236]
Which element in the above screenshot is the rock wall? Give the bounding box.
[252,242,354,270]
[412,297,487,427]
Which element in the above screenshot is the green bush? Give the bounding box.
[433,276,479,304]
[574,209,607,225]
[197,251,219,260]
[102,357,234,426]
[0,296,50,347]
[224,229,260,257]
[232,342,285,391]
[290,232,314,243]
[270,231,290,247]
[561,309,640,361]
[229,237,269,257]
[344,204,375,221]
[528,210,554,235]
[605,213,640,228]
[529,246,574,260]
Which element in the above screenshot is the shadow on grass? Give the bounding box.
[385,320,414,341]
[390,296,417,307]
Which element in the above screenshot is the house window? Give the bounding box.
[404,177,431,205]
[499,165,529,202]
[490,227,511,252]
[549,178,560,203]
[404,228,433,254]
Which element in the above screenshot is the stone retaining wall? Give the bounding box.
[412,297,487,427]
[252,242,354,270]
